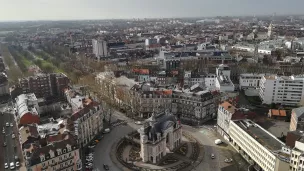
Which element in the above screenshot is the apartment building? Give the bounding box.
[290,107,304,131]
[229,119,290,171]
[217,101,236,140]
[92,39,108,59]
[259,75,304,106]
[218,64,235,90]
[239,73,264,90]
[130,83,172,118]
[24,136,82,171]
[290,137,304,171]
[19,73,69,98]
[183,71,217,89]
[65,90,103,147]
[19,120,82,171]
[172,86,220,125]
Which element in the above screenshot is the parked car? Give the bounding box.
[12,134,15,139]
[10,123,13,127]
[215,139,222,145]
[14,156,19,161]
[211,153,215,159]
[135,121,143,125]
[4,163,8,169]
[15,161,20,167]
[3,142,6,147]
[2,128,5,134]
[224,158,233,163]
[103,128,110,134]
[10,162,15,170]
[6,122,9,127]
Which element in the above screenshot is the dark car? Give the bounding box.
[103,164,109,170]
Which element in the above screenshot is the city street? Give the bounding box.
[1,111,19,171]
[182,125,248,171]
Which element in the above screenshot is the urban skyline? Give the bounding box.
[1,0,304,21]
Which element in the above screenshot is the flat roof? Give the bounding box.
[234,120,285,152]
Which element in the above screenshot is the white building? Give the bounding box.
[138,112,182,164]
[229,119,290,171]
[239,73,264,90]
[183,71,217,89]
[290,137,304,171]
[92,39,108,59]
[259,75,304,106]
[216,64,235,92]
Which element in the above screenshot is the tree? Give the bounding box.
[42,63,55,73]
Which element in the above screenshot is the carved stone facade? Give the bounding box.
[138,112,182,164]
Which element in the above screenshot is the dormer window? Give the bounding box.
[56,149,62,155]
[40,154,45,162]
[49,150,55,158]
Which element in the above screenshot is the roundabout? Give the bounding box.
[113,131,204,171]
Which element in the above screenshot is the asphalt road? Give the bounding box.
[92,114,139,171]
[1,111,18,171]
[183,125,248,171]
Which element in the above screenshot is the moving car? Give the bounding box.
[2,128,5,134]
[103,164,109,170]
[3,142,6,147]
[10,123,13,127]
[6,122,9,127]
[15,161,20,167]
[4,163,8,169]
[10,162,15,170]
[211,153,215,159]
[14,156,19,161]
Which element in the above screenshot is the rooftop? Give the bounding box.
[234,120,285,152]
[220,101,236,114]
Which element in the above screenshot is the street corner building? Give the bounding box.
[138,111,182,164]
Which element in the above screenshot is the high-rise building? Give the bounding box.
[92,39,108,59]
[259,75,304,106]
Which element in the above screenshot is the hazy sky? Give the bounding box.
[0,0,303,21]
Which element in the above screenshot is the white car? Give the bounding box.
[10,123,13,127]
[211,153,215,159]
[5,122,9,127]
[12,134,15,139]
[15,161,20,167]
[135,121,143,125]
[4,163,8,169]
[10,162,15,170]
[103,128,110,134]
[2,129,5,134]
[215,139,222,145]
